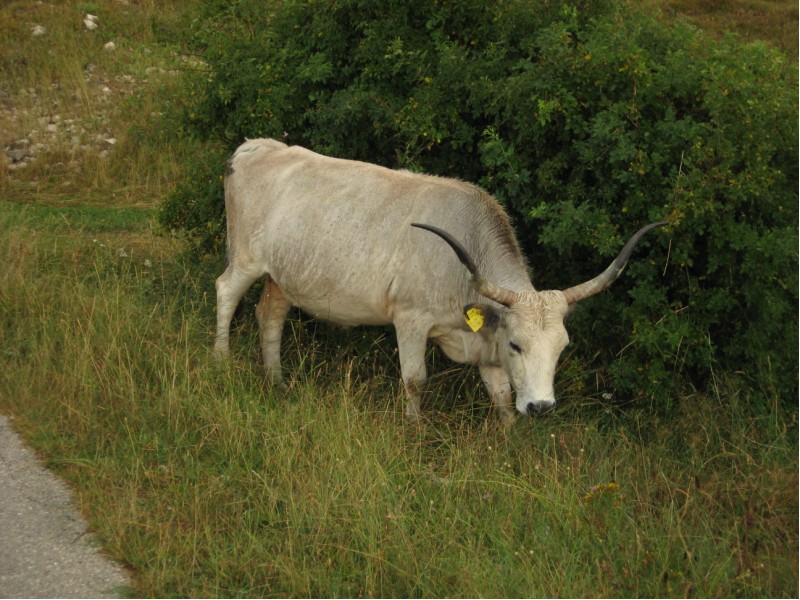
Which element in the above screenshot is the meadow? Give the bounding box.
[1,0,797,597]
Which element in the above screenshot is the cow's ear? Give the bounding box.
[463,303,501,333]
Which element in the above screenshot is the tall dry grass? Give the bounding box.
[1,200,797,597]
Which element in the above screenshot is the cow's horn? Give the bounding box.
[562,221,667,305]
[411,223,519,307]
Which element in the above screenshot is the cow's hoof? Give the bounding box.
[498,409,516,427]
[404,401,422,423]
[268,379,288,393]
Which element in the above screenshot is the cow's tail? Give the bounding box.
[222,155,237,270]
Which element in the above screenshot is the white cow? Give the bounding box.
[214,138,664,423]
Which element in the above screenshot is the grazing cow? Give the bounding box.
[214,138,665,423]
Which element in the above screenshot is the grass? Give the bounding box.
[0,0,797,597]
[0,0,200,204]
[0,199,796,596]
[656,0,798,60]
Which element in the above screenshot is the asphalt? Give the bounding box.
[0,414,132,599]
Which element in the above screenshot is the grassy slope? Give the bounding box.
[1,1,797,597]
[658,0,798,60]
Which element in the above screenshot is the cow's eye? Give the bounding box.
[509,341,522,354]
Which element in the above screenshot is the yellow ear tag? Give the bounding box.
[465,307,485,332]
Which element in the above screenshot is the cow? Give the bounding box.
[213,138,665,424]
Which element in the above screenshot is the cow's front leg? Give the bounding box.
[255,275,291,389]
[479,365,516,426]
[394,320,431,422]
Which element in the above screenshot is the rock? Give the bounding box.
[104,41,116,51]
[8,149,28,163]
[31,25,46,37]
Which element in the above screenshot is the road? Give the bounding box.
[0,414,131,598]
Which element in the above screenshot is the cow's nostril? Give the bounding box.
[526,401,554,416]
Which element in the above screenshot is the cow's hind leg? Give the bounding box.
[213,264,262,359]
[255,275,291,388]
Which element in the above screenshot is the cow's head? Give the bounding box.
[412,222,665,416]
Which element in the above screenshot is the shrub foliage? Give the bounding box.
[162,0,798,407]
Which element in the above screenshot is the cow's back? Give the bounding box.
[224,139,530,326]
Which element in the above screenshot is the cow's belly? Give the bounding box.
[272,266,393,327]
[262,228,398,328]
[287,291,392,327]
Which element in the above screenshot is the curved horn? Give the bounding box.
[411,223,519,307]
[562,221,667,305]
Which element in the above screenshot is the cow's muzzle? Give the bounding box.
[526,401,554,416]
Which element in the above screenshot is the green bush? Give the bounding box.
[161,0,798,408]
[161,143,228,255]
